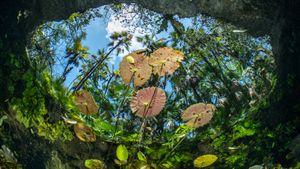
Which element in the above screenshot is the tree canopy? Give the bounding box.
[0,1,299,169]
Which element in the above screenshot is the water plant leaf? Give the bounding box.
[84,159,106,169]
[149,47,184,76]
[75,91,98,115]
[74,123,96,142]
[181,103,215,128]
[193,154,218,168]
[119,52,152,87]
[116,144,129,162]
[130,87,166,118]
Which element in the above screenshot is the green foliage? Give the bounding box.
[11,71,74,142]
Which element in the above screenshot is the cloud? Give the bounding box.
[106,5,151,65]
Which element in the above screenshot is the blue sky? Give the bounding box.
[83,6,153,62]
[62,6,193,88]
[81,6,193,62]
[63,6,155,87]
[82,17,108,55]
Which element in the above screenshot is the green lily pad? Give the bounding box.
[193,154,218,168]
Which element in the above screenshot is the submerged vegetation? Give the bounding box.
[0,3,299,169]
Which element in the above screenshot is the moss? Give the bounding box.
[10,70,74,142]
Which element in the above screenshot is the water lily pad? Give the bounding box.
[116,144,128,162]
[84,159,107,169]
[130,87,166,118]
[149,47,184,76]
[181,103,215,128]
[74,123,96,142]
[193,154,218,168]
[119,52,152,87]
[75,91,98,115]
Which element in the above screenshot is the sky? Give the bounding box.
[62,5,193,88]
[63,6,156,87]
[83,6,152,65]
[60,6,146,87]
[82,5,192,65]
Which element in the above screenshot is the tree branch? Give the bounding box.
[72,40,123,93]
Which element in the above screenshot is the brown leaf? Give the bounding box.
[75,91,98,115]
[149,47,184,76]
[181,103,215,128]
[74,123,96,142]
[130,87,166,118]
[119,52,152,87]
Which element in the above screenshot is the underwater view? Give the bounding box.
[0,1,299,169]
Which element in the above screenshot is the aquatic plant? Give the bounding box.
[130,87,166,118]
[119,52,152,87]
[74,123,96,142]
[193,154,218,168]
[75,91,99,115]
[149,47,184,76]
[181,103,215,128]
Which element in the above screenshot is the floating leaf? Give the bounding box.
[116,144,128,162]
[119,52,152,86]
[84,159,106,169]
[181,103,215,128]
[149,47,184,76]
[74,123,96,142]
[193,154,218,168]
[130,87,166,118]
[75,91,98,115]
